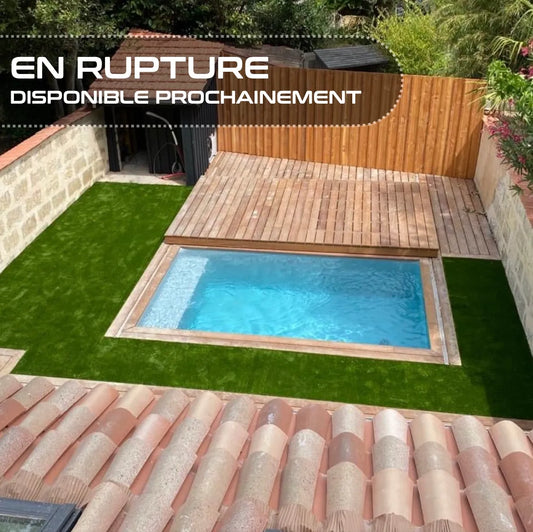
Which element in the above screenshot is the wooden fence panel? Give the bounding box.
[217,70,484,179]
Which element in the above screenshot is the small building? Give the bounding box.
[90,31,222,185]
[313,45,389,72]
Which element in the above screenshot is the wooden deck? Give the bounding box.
[166,152,498,259]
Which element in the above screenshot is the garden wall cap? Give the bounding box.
[0,373,532,531]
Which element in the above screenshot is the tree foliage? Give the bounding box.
[369,0,448,75]
[437,0,533,78]
[486,44,533,192]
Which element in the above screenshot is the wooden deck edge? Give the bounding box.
[164,236,440,258]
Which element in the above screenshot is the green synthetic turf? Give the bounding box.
[0,182,531,418]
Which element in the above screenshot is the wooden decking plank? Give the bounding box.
[449,177,481,255]
[181,170,228,237]
[166,152,451,258]
[411,181,429,249]
[394,183,408,248]
[269,178,296,241]
[305,179,326,243]
[280,179,305,242]
[192,153,248,238]
[252,178,281,241]
[418,176,439,251]
[315,180,333,243]
[169,153,228,236]
[295,178,317,242]
[428,175,458,255]
[466,181,499,257]
[242,178,274,240]
[261,174,287,240]
[387,181,400,247]
[218,155,262,239]
[370,182,380,247]
[457,178,490,256]
[379,181,390,247]
[332,181,347,245]
[361,180,372,247]
[343,181,356,245]
[288,179,311,242]
[351,181,363,246]
[441,175,471,255]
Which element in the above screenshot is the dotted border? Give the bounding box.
[2,33,404,129]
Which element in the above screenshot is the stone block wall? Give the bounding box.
[475,125,533,354]
[0,109,108,273]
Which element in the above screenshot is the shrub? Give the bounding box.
[369,0,449,76]
[486,42,533,192]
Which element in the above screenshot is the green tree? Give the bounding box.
[437,0,533,78]
[250,0,335,50]
[0,0,116,119]
[369,0,449,75]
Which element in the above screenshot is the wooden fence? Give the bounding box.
[217,71,484,179]
[218,67,402,127]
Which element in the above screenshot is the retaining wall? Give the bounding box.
[0,109,107,273]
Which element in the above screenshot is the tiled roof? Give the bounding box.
[0,374,532,532]
[223,44,304,68]
[89,30,224,99]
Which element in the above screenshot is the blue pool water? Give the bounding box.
[139,248,430,349]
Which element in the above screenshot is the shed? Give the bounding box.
[313,45,389,71]
[90,30,223,184]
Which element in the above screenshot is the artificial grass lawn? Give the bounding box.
[0,182,532,419]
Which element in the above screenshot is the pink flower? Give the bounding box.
[521,45,530,57]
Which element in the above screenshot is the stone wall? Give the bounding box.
[475,125,533,354]
[0,109,107,273]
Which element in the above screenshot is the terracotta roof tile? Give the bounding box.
[150,388,188,423]
[114,385,153,417]
[71,481,129,532]
[374,408,408,443]
[372,468,413,520]
[490,420,533,459]
[9,376,54,410]
[328,432,365,470]
[500,451,533,500]
[515,494,533,531]
[414,441,454,477]
[89,32,224,99]
[248,422,287,461]
[465,480,517,532]
[0,376,532,531]
[0,425,35,476]
[0,374,22,403]
[19,402,62,437]
[373,435,410,473]
[218,497,270,532]
[331,404,365,440]
[209,420,248,459]
[326,461,366,517]
[411,413,448,449]
[418,469,462,526]
[95,408,137,445]
[0,398,25,430]
[79,383,119,416]
[295,403,331,439]
[457,445,502,487]
[256,397,293,434]
[452,415,493,453]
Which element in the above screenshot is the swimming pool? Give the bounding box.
[138,248,430,349]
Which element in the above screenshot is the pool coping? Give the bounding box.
[106,243,461,366]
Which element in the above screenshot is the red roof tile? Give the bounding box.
[0,375,532,531]
[89,31,224,99]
